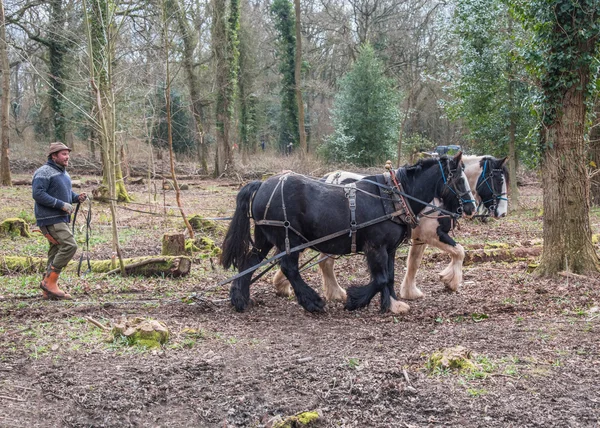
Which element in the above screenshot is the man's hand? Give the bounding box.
[62,203,74,214]
[78,193,87,202]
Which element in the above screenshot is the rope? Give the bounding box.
[72,198,92,277]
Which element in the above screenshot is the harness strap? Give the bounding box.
[345,183,358,253]
[358,178,461,220]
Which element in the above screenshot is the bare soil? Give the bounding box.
[1,175,599,428]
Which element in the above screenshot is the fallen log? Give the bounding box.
[0,255,191,277]
[11,179,32,186]
[426,246,542,265]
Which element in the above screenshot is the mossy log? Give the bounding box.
[0,218,31,238]
[0,255,191,277]
[11,179,32,186]
[425,246,542,265]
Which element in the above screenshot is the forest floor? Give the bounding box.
[0,168,599,427]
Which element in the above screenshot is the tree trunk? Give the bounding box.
[163,4,194,239]
[589,102,600,205]
[294,0,307,158]
[213,0,234,177]
[0,0,11,186]
[48,0,67,142]
[173,0,208,174]
[507,78,519,204]
[537,86,600,275]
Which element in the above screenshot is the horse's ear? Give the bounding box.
[453,151,463,163]
[500,156,508,167]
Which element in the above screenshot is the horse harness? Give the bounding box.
[477,159,508,215]
[219,164,469,287]
[253,161,467,256]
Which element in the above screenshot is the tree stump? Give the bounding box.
[0,218,31,238]
[162,233,186,256]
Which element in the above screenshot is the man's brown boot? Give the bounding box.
[40,267,72,300]
[40,272,49,299]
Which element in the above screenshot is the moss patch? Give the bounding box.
[188,215,225,234]
[112,317,169,349]
[484,242,510,249]
[186,237,221,258]
[427,345,476,373]
[273,411,320,428]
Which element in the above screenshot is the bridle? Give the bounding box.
[438,159,476,216]
[476,159,508,215]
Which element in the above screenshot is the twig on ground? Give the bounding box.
[0,395,26,402]
[558,271,599,282]
[84,316,111,331]
[402,368,412,386]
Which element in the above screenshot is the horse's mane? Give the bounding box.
[396,156,451,184]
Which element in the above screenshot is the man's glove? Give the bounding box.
[62,202,75,214]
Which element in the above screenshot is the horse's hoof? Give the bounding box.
[302,299,325,313]
[444,282,460,292]
[230,297,250,312]
[400,288,424,300]
[325,290,347,302]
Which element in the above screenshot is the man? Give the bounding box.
[32,142,87,300]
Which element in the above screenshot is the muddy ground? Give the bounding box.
[1,173,599,428]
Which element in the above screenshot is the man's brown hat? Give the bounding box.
[48,142,72,156]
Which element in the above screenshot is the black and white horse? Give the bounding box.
[221,154,476,314]
[273,155,509,303]
[463,156,509,218]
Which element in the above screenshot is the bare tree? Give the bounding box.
[0,0,11,185]
[162,0,194,238]
[172,0,210,173]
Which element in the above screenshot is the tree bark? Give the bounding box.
[537,85,600,275]
[0,0,11,186]
[294,0,307,158]
[589,101,600,205]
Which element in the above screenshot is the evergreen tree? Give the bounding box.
[270,0,299,151]
[320,44,399,166]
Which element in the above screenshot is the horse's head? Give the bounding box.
[437,152,477,218]
[476,156,509,218]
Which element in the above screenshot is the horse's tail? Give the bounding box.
[221,181,263,270]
